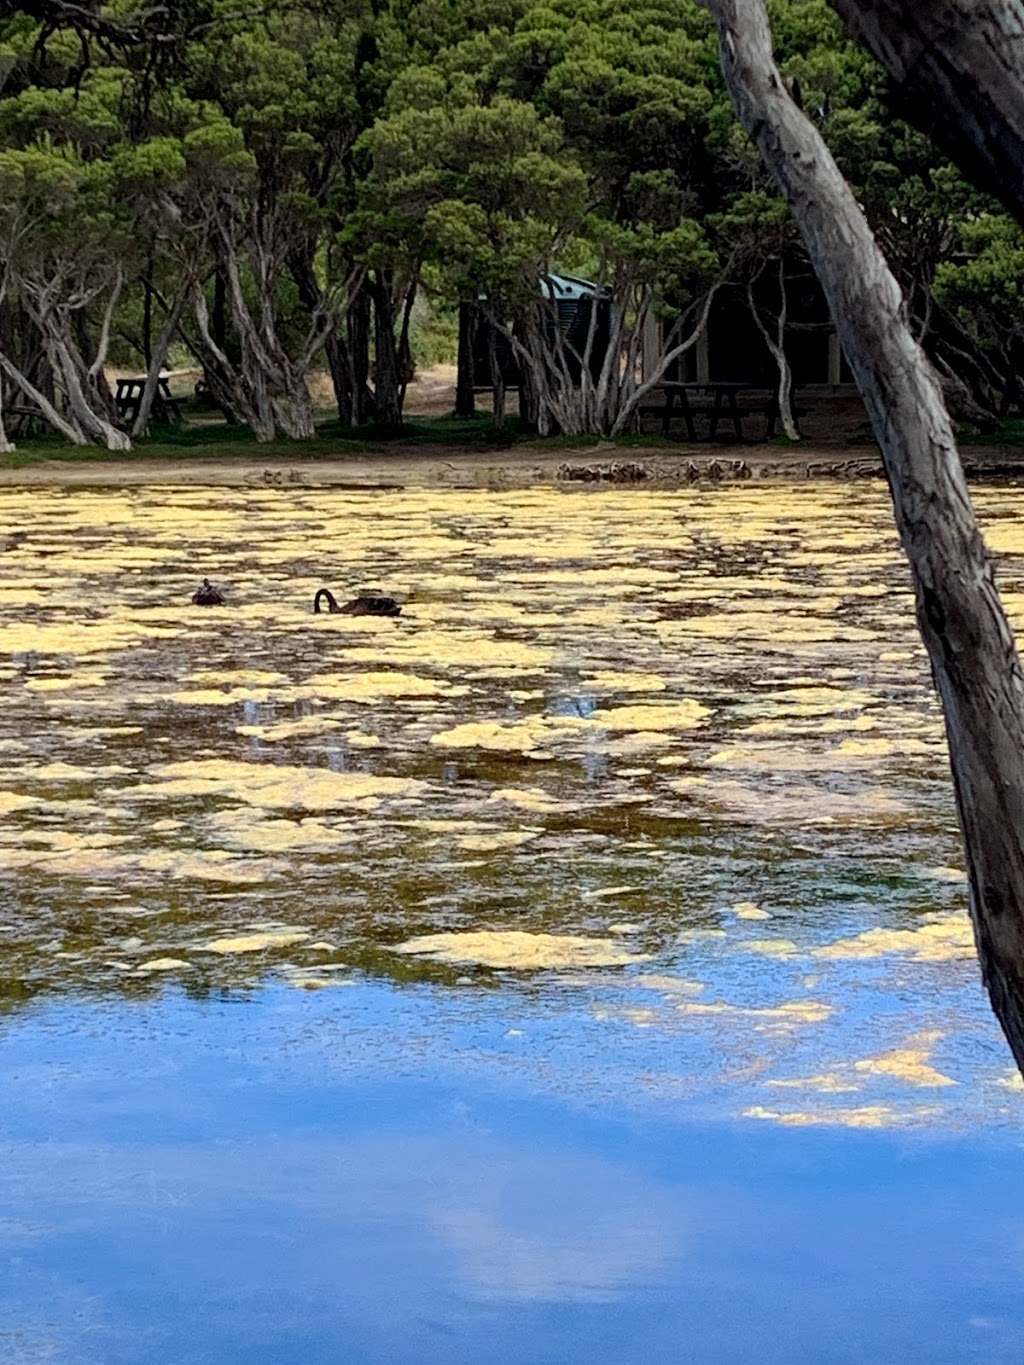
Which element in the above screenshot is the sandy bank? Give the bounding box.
[2,441,1022,490]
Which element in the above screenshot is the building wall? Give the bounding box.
[643,275,855,390]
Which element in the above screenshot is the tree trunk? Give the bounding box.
[488,323,506,431]
[1006,337,1024,417]
[22,295,130,450]
[456,302,477,417]
[269,370,316,440]
[0,373,15,453]
[212,269,228,353]
[707,0,1024,1073]
[397,282,417,411]
[349,287,373,425]
[0,348,87,444]
[51,332,130,450]
[199,269,239,418]
[142,253,154,371]
[84,274,123,424]
[193,282,267,438]
[289,248,352,423]
[747,262,800,440]
[326,331,354,425]
[921,299,1004,426]
[132,287,189,438]
[241,355,276,443]
[371,271,404,431]
[517,319,541,431]
[828,1,1024,229]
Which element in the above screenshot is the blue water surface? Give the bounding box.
[2,983,1024,1365]
[5,482,1024,1361]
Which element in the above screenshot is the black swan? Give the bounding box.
[314,587,401,617]
[192,578,225,606]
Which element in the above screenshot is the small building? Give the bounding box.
[467,274,613,388]
[643,270,855,391]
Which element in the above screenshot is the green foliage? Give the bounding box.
[1,0,1020,438]
[408,300,460,367]
[934,215,1024,369]
[937,217,1024,311]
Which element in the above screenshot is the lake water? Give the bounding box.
[3,478,1024,1362]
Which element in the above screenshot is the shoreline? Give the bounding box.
[1,442,1022,489]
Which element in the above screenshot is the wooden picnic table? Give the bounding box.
[114,377,187,426]
[641,380,799,442]
[5,403,47,434]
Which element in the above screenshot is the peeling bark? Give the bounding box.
[706,0,1024,1071]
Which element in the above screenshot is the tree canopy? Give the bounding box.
[0,0,1020,444]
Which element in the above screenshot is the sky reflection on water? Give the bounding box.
[2,987,1024,1364]
[4,479,1024,1358]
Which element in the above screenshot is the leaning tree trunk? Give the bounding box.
[44,324,130,450]
[828,1,1024,230]
[707,0,1024,1073]
[193,283,273,441]
[132,287,189,438]
[223,245,316,441]
[0,349,88,445]
[22,287,130,449]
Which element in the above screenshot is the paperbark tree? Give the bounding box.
[705,0,1024,1072]
[0,149,132,450]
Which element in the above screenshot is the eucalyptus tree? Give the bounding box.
[505,0,726,431]
[699,0,1014,425]
[362,73,589,428]
[0,63,137,448]
[364,0,726,434]
[181,7,374,440]
[705,0,1024,1075]
[934,215,1024,420]
[707,190,802,437]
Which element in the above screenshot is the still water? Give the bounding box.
[2,478,1024,1361]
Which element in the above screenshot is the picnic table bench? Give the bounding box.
[639,381,804,442]
[5,403,47,433]
[114,377,187,426]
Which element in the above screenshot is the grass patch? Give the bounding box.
[0,412,578,469]
[959,418,1024,448]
